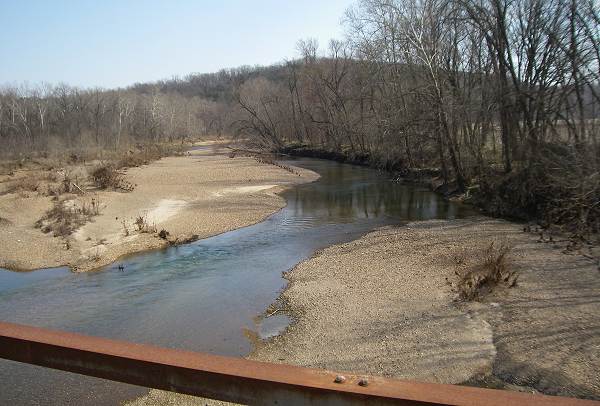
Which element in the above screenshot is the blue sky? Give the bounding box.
[0,0,352,88]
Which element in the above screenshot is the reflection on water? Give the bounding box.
[0,158,473,405]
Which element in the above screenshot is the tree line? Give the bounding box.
[0,83,228,155]
[233,0,600,235]
[0,65,284,156]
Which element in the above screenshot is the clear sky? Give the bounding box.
[0,0,352,89]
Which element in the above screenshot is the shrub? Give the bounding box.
[90,164,118,189]
[134,212,156,233]
[60,167,88,195]
[35,201,86,237]
[472,143,600,239]
[79,196,101,216]
[90,164,134,191]
[35,197,102,237]
[456,242,517,301]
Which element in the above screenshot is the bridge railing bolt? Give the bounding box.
[334,375,346,383]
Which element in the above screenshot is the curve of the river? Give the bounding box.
[0,157,474,405]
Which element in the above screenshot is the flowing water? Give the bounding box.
[0,157,474,405]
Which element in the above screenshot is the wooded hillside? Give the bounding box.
[1,0,598,236]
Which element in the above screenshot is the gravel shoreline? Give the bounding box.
[251,218,600,399]
[129,217,600,405]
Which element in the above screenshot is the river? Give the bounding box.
[0,157,473,405]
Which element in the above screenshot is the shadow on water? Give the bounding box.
[0,157,474,405]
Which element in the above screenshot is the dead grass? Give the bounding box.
[35,201,85,237]
[117,143,186,169]
[121,219,131,236]
[0,161,19,176]
[1,143,185,198]
[121,212,162,238]
[3,173,42,195]
[134,212,157,234]
[88,144,186,190]
[454,242,518,301]
[58,167,88,195]
[89,247,102,262]
[35,196,102,237]
[80,196,101,216]
[1,166,89,198]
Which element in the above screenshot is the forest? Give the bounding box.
[1,0,599,236]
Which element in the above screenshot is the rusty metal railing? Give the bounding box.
[0,321,598,405]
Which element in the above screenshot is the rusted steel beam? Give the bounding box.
[0,321,597,406]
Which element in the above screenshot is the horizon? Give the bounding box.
[0,0,352,89]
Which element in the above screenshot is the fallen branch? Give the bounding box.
[71,182,85,194]
[265,308,280,318]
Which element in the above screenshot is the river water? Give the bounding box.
[0,157,473,405]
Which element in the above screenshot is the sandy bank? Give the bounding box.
[0,148,318,272]
[251,218,600,399]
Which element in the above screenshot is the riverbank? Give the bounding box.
[251,218,600,399]
[0,146,318,272]
[279,143,445,190]
[128,217,600,405]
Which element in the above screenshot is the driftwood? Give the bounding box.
[71,182,85,194]
[264,308,281,318]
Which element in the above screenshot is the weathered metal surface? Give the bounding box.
[0,321,597,405]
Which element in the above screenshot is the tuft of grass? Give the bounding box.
[121,219,130,236]
[134,212,157,234]
[89,247,101,262]
[455,242,517,301]
[79,196,101,216]
[35,196,102,237]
